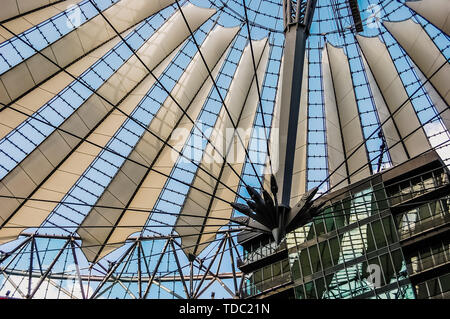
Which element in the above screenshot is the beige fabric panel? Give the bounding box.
[406,0,450,35]
[267,56,283,195]
[0,0,66,22]
[290,54,308,206]
[0,0,176,104]
[274,29,297,203]
[270,58,282,185]
[0,34,122,139]
[326,43,371,184]
[272,51,308,206]
[357,35,430,158]
[0,5,207,245]
[259,55,283,198]
[361,55,409,166]
[195,42,271,255]
[0,0,82,42]
[176,39,269,256]
[413,62,450,133]
[105,49,232,261]
[0,98,98,235]
[96,4,216,108]
[322,46,348,190]
[78,25,241,263]
[0,44,177,245]
[384,19,449,107]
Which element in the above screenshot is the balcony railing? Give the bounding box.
[242,272,292,298]
[399,213,450,240]
[407,251,449,276]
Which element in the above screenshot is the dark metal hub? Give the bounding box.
[231,175,324,245]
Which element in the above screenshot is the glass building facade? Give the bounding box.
[0,0,449,300]
[238,151,450,299]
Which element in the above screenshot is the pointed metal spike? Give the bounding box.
[262,190,275,209]
[272,227,280,245]
[303,186,319,203]
[312,200,326,211]
[246,200,257,212]
[245,185,259,200]
[270,174,278,195]
[261,190,278,227]
[246,220,272,233]
[285,188,322,233]
[230,203,253,216]
[230,216,250,226]
[246,186,266,209]
[238,201,271,228]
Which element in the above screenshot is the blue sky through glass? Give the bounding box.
[0,0,449,299]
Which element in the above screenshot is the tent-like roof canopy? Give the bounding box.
[0,0,448,299]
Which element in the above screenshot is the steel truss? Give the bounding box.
[0,232,243,299]
[0,0,448,300]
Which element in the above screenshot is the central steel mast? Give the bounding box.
[232,1,320,245]
[277,0,317,206]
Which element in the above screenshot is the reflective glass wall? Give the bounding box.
[287,161,450,299]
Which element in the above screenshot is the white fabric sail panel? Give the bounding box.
[406,0,450,35]
[0,0,83,42]
[267,56,283,194]
[0,34,122,140]
[361,55,409,165]
[413,62,450,133]
[271,51,308,206]
[104,50,232,261]
[273,29,297,204]
[290,54,308,206]
[356,35,431,158]
[0,0,176,104]
[322,46,348,190]
[0,93,103,225]
[0,0,66,22]
[0,45,177,245]
[259,59,285,208]
[384,19,449,107]
[0,6,207,243]
[188,41,270,256]
[78,25,237,262]
[176,39,269,256]
[326,43,371,184]
[96,4,216,107]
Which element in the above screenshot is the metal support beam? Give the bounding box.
[26,236,35,298]
[278,0,317,206]
[33,239,43,275]
[192,236,226,298]
[191,250,239,299]
[137,241,142,299]
[228,232,246,298]
[195,238,228,299]
[142,239,169,299]
[348,0,364,32]
[0,238,31,299]
[189,261,194,298]
[89,242,137,299]
[152,278,184,300]
[1,273,26,298]
[70,240,86,299]
[283,0,317,30]
[94,251,138,299]
[0,268,242,283]
[227,234,239,296]
[0,237,31,265]
[29,239,71,299]
[170,240,190,299]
